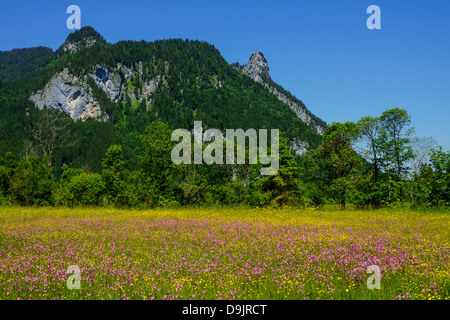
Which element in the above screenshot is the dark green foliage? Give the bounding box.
[379,108,414,181]
[54,170,106,207]
[0,152,17,204]
[9,156,54,206]
[259,136,304,207]
[101,145,129,206]
[51,119,126,177]
[138,121,178,207]
[304,182,325,207]
[305,122,362,210]
[0,47,53,82]
[56,26,108,57]
[357,116,382,183]
[415,147,450,208]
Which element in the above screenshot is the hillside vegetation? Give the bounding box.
[1,28,449,210]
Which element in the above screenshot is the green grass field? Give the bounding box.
[0,206,449,300]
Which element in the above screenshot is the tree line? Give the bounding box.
[0,107,448,209]
[303,108,449,209]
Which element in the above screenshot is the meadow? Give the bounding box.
[0,206,448,300]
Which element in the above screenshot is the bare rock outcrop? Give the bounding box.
[62,37,97,54]
[241,51,324,136]
[30,69,105,121]
[238,51,326,155]
[89,65,123,101]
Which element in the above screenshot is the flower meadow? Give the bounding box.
[0,206,449,300]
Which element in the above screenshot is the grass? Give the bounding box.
[0,206,448,300]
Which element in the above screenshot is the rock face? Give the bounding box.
[30,69,105,121]
[240,51,325,136]
[238,51,326,155]
[116,62,162,101]
[62,37,97,54]
[291,138,309,156]
[29,62,163,121]
[242,51,270,83]
[143,75,162,98]
[89,65,123,101]
[265,85,324,136]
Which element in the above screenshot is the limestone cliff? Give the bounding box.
[29,68,105,121]
[29,63,163,122]
[89,65,123,101]
[237,51,326,155]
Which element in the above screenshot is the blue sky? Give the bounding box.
[1,0,449,150]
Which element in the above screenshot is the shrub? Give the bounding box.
[55,172,106,207]
[10,157,54,206]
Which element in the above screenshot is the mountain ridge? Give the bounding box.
[0,26,326,176]
[235,51,325,136]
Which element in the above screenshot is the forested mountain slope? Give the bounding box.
[0,26,326,177]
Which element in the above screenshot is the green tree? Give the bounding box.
[378,108,414,204]
[379,108,414,180]
[408,137,437,207]
[10,156,54,206]
[357,116,382,182]
[417,147,450,208]
[355,116,387,208]
[55,171,106,207]
[260,136,304,207]
[0,152,17,203]
[138,121,177,206]
[306,122,361,210]
[27,108,71,168]
[102,144,128,206]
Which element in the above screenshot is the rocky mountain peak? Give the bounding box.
[238,50,326,143]
[242,51,270,83]
[60,26,106,54]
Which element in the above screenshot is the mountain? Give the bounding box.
[239,52,325,136]
[234,52,326,154]
[0,26,326,176]
[57,26,108,55]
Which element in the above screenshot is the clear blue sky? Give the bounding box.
[1,0,449,150]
